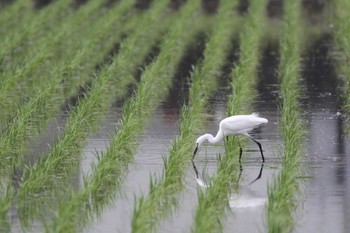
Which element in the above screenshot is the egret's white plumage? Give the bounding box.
[193,113,268,161]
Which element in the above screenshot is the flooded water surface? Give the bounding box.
[297,35,350,233]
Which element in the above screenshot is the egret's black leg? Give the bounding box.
[239,147,243,164]
[238,140,243,163]
[250,137,265,163]
[239,146,243,177]
[249,163,264,185]
[237,140,243,182]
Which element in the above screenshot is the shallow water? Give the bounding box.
[297,35,350,233]
[84,101,179,233]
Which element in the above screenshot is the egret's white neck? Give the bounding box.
[197,128,224,145]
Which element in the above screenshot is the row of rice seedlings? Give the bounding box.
[23,1,113,67]
[0,0,31,30]
[0,0,72,63]
[332,0,350,130]
[0,0,106,121]
[0,1,106,114]
[0,0,133,172]
[193,0,268,232]
[15,0,174,228]
[131,0,240,232]
[266,0,306,232]
[0,3,139,228]
[0,1,104,127]
[48,1,204,232]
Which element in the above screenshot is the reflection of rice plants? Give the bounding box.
[266,0,306,232]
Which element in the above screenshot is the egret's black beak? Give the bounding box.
[192,143,199,160]
[191,159,199,178]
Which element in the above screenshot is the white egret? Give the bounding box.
[192,113,268,162]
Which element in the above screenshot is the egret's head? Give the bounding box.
[196,134,211,146]
[193,134,211,159]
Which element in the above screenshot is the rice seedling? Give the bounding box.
[13,0,176,229]
[0,0,31,29]
[0,0,106,122]
[131,1,240,232]
[0,85,57,171]
[332,0,350,131]
[0,0,139,227]
[192,0,268,232]
[265,0,307,232]
[0,0,136,174]
[0,0,72,63]
[47,1,207,232]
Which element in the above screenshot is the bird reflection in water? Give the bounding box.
[192,159,267,208]
[191,159,265,187]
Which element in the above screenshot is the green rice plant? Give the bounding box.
[0,0,137,174]
[227,1,268,116]
[131,1,240,232]
[14,0,176,229]
[0,0,138,226]
[48,1,208,232]
[0,0,106,122]
[0,0,31,30]
[192,0,268,232]
[266,0,307,232]
[0,0,72,63]
[0,1,129,229]
[332,0,350,132]
[0,83,58,171]
[0,0,130,153]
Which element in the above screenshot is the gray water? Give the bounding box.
[297,35,350,233]
[83,102,180,233]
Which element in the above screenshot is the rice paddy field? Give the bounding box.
[0,0,350,232]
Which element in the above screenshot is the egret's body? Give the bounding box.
[193,113,268,162]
